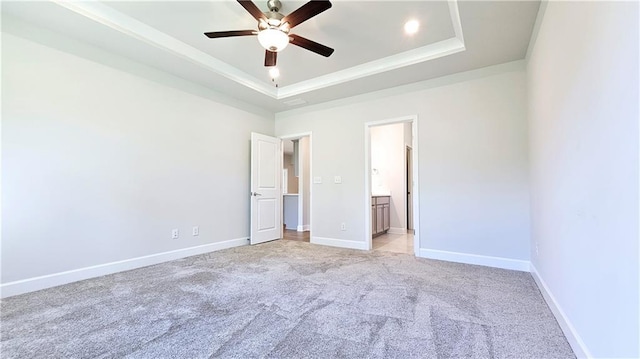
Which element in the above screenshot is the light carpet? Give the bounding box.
[1,240,575,358]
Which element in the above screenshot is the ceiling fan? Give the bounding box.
[204,0,334,67]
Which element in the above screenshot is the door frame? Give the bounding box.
[364,116,420,255]
[280,132,313,237]
[406,145,413,231]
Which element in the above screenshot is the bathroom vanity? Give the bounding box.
[371,195,391,237]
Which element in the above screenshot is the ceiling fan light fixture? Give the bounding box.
[258,28,289,52]
[204,0,335,67]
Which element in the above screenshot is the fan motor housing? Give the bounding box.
[267,0,282,12]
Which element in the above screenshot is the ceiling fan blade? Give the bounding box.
[265,50,277,67]
[282,1,332,28]
[204,30,256,38]
[237,0,267,22]
[289,34,334,57]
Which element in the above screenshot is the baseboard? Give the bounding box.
[297,225,310,232]
[0,237,248,298]
[418,248,530,272]
[311,236,368,250]
[530,263,591,359]
[388,227,407,234]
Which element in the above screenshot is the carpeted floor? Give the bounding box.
[1,240,575,358]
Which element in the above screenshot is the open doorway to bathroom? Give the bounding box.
[365,117,419,255]
[281,135,311,242]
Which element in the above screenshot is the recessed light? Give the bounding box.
[269,67,280,79]
[404,20,420,35]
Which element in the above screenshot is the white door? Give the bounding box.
[250,132,282,245]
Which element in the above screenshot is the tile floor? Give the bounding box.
[372,232,414,254]
[282,229,413,254]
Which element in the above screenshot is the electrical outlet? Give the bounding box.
[340,222,346,231]
[192,226,199,236]
[535,243,539,256]
[172,229,179,239]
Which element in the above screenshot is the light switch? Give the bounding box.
[334,176,342,184]
[313,176,322,184]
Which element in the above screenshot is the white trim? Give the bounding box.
[365,115,420,254]
[311,236,368,251]
[280,132,313,140]
[525,0,549,61]
[277,38,465,99]
[296,225,304,232]
[410,118,420,257]
[364,124,373,251]
[418,248,530,272]
[0,238,248,298]
[530,263,592,359]
[448,0,465,44]
[302,224,310,232]
[388,227,407,235]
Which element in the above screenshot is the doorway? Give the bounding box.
[365,117,419,255]
[406,146,414,233]
[281,133,312,242]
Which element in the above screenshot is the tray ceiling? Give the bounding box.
[1,1,540,113]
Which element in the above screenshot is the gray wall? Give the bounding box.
[527,1,639,357]
[276,64,530,261]
[1,32,273,283]
[283,195,298,230]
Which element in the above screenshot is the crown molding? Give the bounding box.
[277,37,465,99]
[52,0,466,100]
[525,0,548,61]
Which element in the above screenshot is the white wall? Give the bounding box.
[1,33,273,286]
[275,63,530,263]
[527,2,639,357]
[371,123,406,230]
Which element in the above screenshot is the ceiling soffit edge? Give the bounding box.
[52,0,276,97]
[51,0,466,100]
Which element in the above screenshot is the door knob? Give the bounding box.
[251,192,262,196]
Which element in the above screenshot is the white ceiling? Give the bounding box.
[1,0,540,113]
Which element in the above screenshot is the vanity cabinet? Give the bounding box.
[372,196,391,237]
